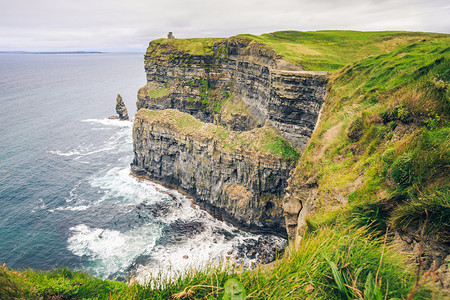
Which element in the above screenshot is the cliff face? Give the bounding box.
[131,37,328,237]
[136,38,327,150]
[131,109,298,237]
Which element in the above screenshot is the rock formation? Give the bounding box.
[137,37,327,149]
[132,109,298,236]
[115,94,129,120]
[131,37,328,237]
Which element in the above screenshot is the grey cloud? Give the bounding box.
[0,0,448,51]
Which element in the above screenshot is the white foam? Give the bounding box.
[49,118,132,159]
[49,142,119,158]
[89,167,170,206]
[134,228,233,284]
[48,149,83,157]
[68,223,161,278]
[60,117,285,282]
[81,118,132,128]
[49,205,91,212]
[31,198,47,213]
[85,168,283,283]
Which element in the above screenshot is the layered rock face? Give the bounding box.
[136,38,327,149]
[131,109,298,237]
[267,70,327,149]
[132,37,328,237]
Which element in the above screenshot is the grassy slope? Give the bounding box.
[138,109,300,160]
[297,36,449,240]
[0,226,428,299]
[240,30,448,70]
[2,31,448,299]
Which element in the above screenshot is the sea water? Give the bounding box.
[0,53,285,283]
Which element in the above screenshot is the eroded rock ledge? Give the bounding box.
[131,109,299,237]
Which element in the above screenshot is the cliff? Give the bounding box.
[132,31,449,242]
[283,36,450,271]
[131,109,298,236]
[136,37,328,150]
[132,36,328,235]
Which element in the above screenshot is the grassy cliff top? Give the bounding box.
[146,37,225,56]
[238,30,448,70]
[136,109,299,160]
[146,30,449,70]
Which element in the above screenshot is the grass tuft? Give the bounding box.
[0,225,430,299]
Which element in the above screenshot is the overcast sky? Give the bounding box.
[1,0,449,52]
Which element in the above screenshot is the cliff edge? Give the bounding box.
[131,35,330,235]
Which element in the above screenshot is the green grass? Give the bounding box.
[148,87,171,98]
[0,224,429,299]
[293,35,449,240]
[261,129,301,161]
[147,38,225,56]
[0,267,129,299]
[147,30,448,71]
[239,30,449,70]
[137,109,299,160]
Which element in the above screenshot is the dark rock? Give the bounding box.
[116,94,129,120]
[131,111,296,237]
[137,39,327,149]
[133,37,328,239]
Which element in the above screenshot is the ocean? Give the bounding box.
[0,53,285,283]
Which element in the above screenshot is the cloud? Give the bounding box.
[0,0,448,51]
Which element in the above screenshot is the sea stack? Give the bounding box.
[115,94,129,120]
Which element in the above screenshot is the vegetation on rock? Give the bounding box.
[138,109,299,160]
